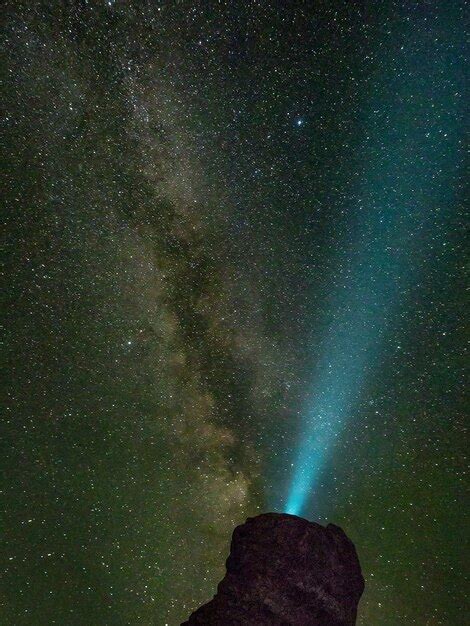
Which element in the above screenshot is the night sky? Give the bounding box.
[3,2,467,625]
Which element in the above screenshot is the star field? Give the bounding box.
[2,2,467,625]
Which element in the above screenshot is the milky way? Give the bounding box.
[3,3,467,625]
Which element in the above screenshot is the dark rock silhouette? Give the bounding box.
[183,512,364,626]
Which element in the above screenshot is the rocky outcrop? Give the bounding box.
[183,512,364,625]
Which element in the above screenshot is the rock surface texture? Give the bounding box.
[182,512,364,626]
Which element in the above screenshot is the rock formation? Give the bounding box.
[183,512,364,626]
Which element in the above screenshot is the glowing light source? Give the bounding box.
[283,11,463,516]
